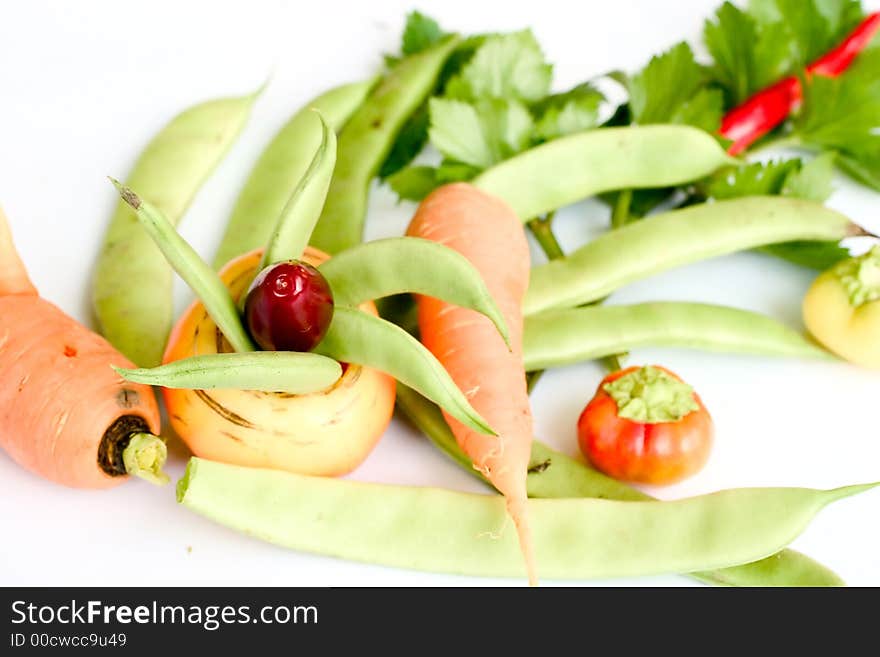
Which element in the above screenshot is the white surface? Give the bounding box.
[1,0,879,587]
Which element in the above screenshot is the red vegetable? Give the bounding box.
[721,12,880,155]
[577,365,714,485]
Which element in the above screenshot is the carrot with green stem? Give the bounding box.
[0,207,166,488]
[407,183,537,585]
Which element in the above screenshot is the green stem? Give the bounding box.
[122,433,169,486]
[526,213,564,261]
[611,188,633,228]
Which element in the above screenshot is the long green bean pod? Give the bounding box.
[319,237,509,344]
[115,351,342,394]
[522,302,830,371]
[314,307,495,435]
[111,181,255,353]
[178,456,872,580]
[311,36,461,254]
[260,113,336,268]
[94,90,259,366]
[525,197,865,315]
[473,126,736,221]
[395,386,846,586]
[213,78,377,268]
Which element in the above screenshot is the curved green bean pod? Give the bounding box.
[522,302,830,371]
[114,351,342,394]
[472,126,736,221]
[260,113,336,268]
[311,36,461,254]
[94,90,259,367]
[178,456,874,580]
[395,385,844,586]
[111,181,255,353]
[314,306,494,435]
[318,237,509,345]
[525,197,862,315]
[213,78,377,268]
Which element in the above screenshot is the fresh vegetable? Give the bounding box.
[720,11,880,154]
[577,366,714,485]
[803,247,880,368]
[244,261,335,352]
[178,456,875,580]
[522,302,831,371]
[115,351,342,395]
[525,197,866,315]
[408,183,537,584]
[395,385,845,586]
[311,36,461,254]
[160,247,395,476]
[93,89,259,367]
[0,208,166,488]
[213,78,377,268]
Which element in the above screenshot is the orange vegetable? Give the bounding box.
[407,183,537,585]
[162,247,396,476]
[0,208,162,488]
[577,365,714,485]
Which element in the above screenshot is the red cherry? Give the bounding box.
[244,260,334,352]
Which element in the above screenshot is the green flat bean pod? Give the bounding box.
[314,306,495,435]
[115,351,342,394]
[522,302,831,371]
[178,456,874,580]
[213,78,377,268]
[111,181,255,353]
[473,125,737,221]
[94,89,259,367]
[395,385,844,587]
[318,237,509,345]
[525,197,862,315]
[260,113,336,268]
[311,36,461,254]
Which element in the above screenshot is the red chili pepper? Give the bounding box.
[720,11,880,155]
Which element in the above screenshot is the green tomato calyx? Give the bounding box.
[603,366,699,424]
[833,246,880,308]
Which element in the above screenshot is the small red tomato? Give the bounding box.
[577,365,713,485]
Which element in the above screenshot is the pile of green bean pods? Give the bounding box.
[94,89,260,367]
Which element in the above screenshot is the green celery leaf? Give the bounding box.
[705,159,801,199]
[704,2,793,104]
[532,83,603,140]
[386,166,440,202]
[379,104,430,178]
[670,87,724,132]
[428,97,533,169]
[781,151,836,201]
[444,30,553,103]
[402,11,446,55]
[628,42,712,127]
[794,49,880,188]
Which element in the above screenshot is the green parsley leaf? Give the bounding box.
[402,11,445,56]
[532,83,603,140]
[444,30,552,103]
[428,97,534,169]
[628,42,719,130]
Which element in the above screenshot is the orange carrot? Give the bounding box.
[0,207,163,488]
[407,183,537,585]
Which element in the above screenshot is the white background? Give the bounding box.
[1,0,879,586]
